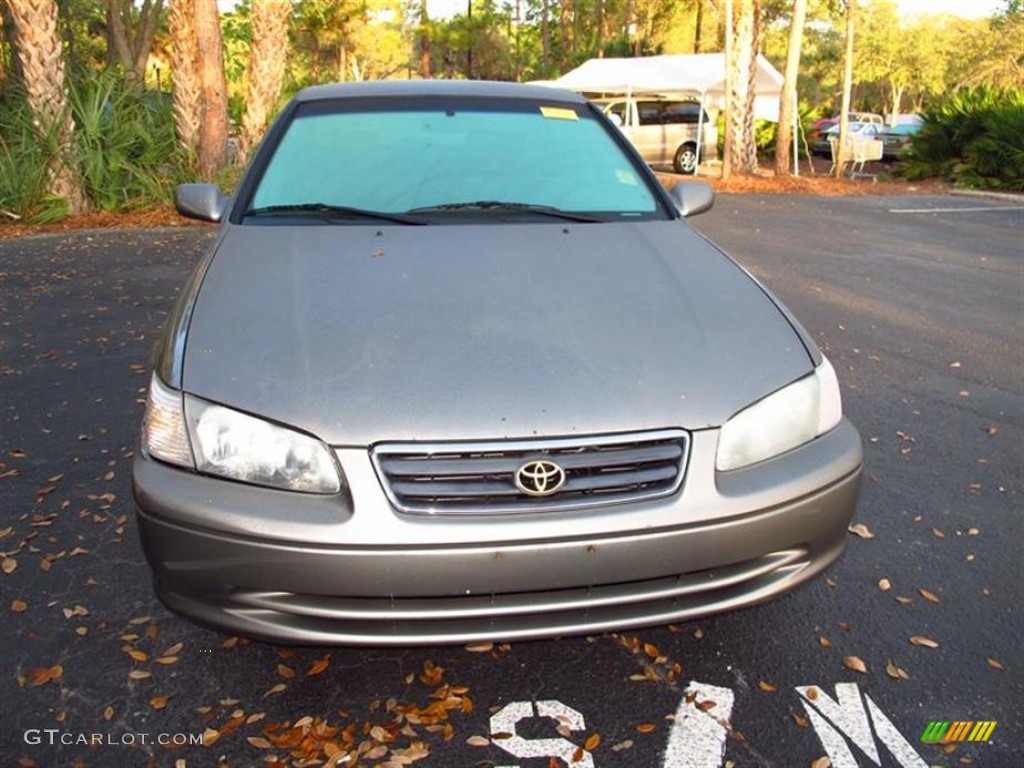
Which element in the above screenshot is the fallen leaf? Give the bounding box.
[919,589,941,603]
[842,656,868,674]
[155,656,179,665]
[128,615,152,625]
[909,635,939,648]
[247,736,273,749]
[128,670,151,680]
[307,654,331,676]
[277,664,295,679]
[584,733,601,751]
[896,596,913,605]
[124,649,148,662]
[2,557,17,574]
[150,695,171,710]
[847,523,875,539]
[987,658,1005,671]
[264,683,286,697]
[161,642,183,656]
[885,660,910,680]
[611,739,634,751]
[11,599,27,613]
[818,636,832,648]
[811,758,833,768]
[635,723,656,733]
[792,712,809,728]
[466,735,490,747]
[29,666,63,686]
[464,642,494,653]
[757,681,777,692]
[202,728,220,746]
[104,706,114,721]
[877,578,891,592]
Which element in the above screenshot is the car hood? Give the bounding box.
[182,221,812,445]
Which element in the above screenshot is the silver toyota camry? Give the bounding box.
[133,80,862,645]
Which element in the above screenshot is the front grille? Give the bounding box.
[371,429,689,515]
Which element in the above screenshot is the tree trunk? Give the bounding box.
[889,84,903,126]
[419,0,430,78]
[7,0,88,213]
[596,0,604,58]
[195,0,228,177]
[541,0,549,73]
[727,0,760,176]
[835,0,855,179]
[238,0,289,163]
[722,0,733,179]
[559,0,570,69]
[107,0,165,83]
[169,0,201,154]
[774,0,807,176]
[694,0,703,53]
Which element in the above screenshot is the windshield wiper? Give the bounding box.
[406,201,602,223]
[244,203,428,226]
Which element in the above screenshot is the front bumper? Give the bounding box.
[133,420,862,645]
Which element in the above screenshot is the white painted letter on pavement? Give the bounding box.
[663,681,736,768]
[798,683,927,768]
[490,699,594,768]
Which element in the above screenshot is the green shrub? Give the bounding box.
[0,96,67,222]
[68,71,192,210]
[900,86,1024,191]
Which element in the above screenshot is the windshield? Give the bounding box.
[245,98,663,223]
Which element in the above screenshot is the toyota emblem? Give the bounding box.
[515,460,567,497]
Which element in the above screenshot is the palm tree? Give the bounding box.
[726,0,761,175]
[169,0,201,154]
[7,0,88,212]
[775,0,808,176]
[239,0,291,162]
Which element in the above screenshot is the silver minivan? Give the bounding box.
[602,98,718,174]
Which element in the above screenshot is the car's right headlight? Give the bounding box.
[141,374,342,494]
[715,356,843,472]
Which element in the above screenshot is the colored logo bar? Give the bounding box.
[921,721,997,743]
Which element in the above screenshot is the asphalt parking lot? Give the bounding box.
[1,194,1021,768]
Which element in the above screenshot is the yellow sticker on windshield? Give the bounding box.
[540,106,579,121]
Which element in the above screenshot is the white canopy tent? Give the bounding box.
[538,53,797,174]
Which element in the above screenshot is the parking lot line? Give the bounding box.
[888,205,1022,214]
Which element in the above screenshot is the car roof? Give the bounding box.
[294,80,587,105]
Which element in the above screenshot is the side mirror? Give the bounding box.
[668,181,715,218]
[175,183,229,223]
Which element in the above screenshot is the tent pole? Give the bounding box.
[695,90,705,176]
[792,91,799,176]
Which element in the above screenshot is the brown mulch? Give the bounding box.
[0,204,211,242]
[655,157,950,197]
[1,162,948,242]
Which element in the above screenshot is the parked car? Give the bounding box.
[810,113,885,156]
[809,118,839,156]
[600,97,717,174]
[878,123,922,160]
[135,80,863,645]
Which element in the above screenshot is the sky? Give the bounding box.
[425,0,1006,21]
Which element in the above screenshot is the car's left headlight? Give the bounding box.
[184,398,342,494]
[716,356,843,472]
